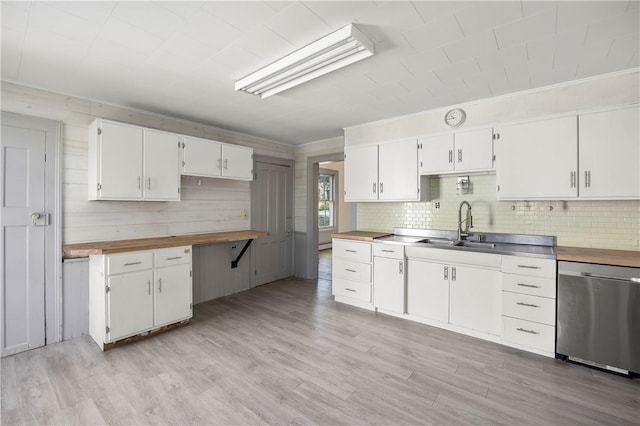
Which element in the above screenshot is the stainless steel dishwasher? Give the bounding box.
[557,261,640,376]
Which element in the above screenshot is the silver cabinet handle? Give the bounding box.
[147,280,151,295]
[517,302,540,308]
[345,288,356,293]
[399,261,403,274]
[373,182,376,193]
[451,266,456,281]
[138,176,142,189]
[381,249,395,253]
[516,327,539,335]
[217,158,221,169]
[517,264,541,270]
[570,171,576,188]
[517,283,541,289]
[584,170,591,188]
[345,249,357,253]
[457,148,462,163]
[444,266,448,280]
[147,177,151,190]
[448,150,453,164]
[345,269,356,273]
[167,256,182,261]
[124,261,142,266]
[224,159,228,169]
[158,278,162,292]
[380,182,384,193]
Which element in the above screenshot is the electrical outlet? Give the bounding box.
[435,202,440,209]
[242,209,249,220]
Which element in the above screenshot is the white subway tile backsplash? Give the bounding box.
[357,174,639,251]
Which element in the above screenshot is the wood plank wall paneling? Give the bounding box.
[62,259,89,340]
[192,242,252,304]
[1,82,295,244]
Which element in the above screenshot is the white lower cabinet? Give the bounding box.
[373,244,405,314]
[449,265,502,336]
[406,260,449,323]
[332,239,373,309]
[90,246,193,350]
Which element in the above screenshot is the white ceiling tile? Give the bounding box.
[398,72,446,94]
[99,17,165,54]
[531,65,578,86]
[1,1,30,32]
[157,32,216,63]
[402,14,465,51]
[443,31,499,64]
[554,38,612,70]
[211,47,263,80]
[463,67,507,92]
[490,74,531,97]
[302,1,376,29]
[526,26,588,63]
[87,36,149,70]
[202,1,281,31]
[505,55,554,81]
[400,48,451,74]
[23,27,90,63]
[494,8,557,50]
[111,2,185,41]
[364,61,412,85]
[45,2,116,24]
[28,2,100,42]
[576,47,638,78]
[454,1,522,36]
[412,2,475,23]
[433,59,481,84]
[353,2,423,29]
[156,2,203,20]
[607,33,640,64]
[1,28,23,80]
[585,10,640,44]
[556,1,629,33]
[475,44,527,71]
[233,26,292,63]
[264,3,332,48]
[521,1,555,17]
[182,9,244,52]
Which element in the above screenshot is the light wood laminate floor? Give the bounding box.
[2,270,639,425]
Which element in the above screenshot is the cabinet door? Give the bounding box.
[579,105,639,199]
[182,136,222,178]
[373,256,405,314]
[407,260,449,323]
[419,133,454,174]
[222,144,253,180]
[454,128,494,172]
[495,116,577,199]
[449,265,501,335]
[98,121,143,199]
[143,129,181,200]
[154,264,192,327]
[107,270,153,341]
[378,139,419,200]
[344,145,378,201]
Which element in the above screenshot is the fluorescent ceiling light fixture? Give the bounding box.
[235,24,374,99]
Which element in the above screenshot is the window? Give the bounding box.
[318,173,335,228]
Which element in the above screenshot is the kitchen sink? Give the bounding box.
[420,239,496,249]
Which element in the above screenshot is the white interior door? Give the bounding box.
[253,161,293,285]
[1,125,46,357]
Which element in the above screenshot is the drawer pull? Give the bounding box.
[124,261,142,266]
[345,269,357,273]
[345,249,357,253]
[381,249,395,253]
[516,327,539,335]
[517,264,541,270]
[345,288,356,293]
[167,256,182,260]
[517,302,540,308]
[158,278,162,292]
[147,280,151,295]
[517,283,541,289]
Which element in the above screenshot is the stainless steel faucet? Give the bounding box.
[457,200,473,241]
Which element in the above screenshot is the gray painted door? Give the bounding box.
[1,124,47,356]
[254,162,293,285]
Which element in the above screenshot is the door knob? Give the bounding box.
[31,212,41,220]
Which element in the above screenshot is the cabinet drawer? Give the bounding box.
[333,259,371,283]
[333,239,371,262]
[373,243,404,259]
[502,316,555,353]
[502,291,555,325]
[333,278,371,303]
[502,256,556,278]
[502,273,556,298]
[154,246,192,268]
[107,251,153,275]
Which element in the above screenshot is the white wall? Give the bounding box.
[1,82,295,244]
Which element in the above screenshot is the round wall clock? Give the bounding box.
[444,108,466,127]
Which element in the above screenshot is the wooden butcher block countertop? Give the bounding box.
[557,246,640,268]
[331,231,391,242]
[64,230,268,257]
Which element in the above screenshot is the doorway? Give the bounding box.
[1,112,62,357]
[251,156,294,286]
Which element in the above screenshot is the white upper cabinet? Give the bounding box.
[89,119,180,201]
[495,116,578,200]
[344,144,379,201]
[345,139,427,202]
[182,136,222,178]
[182,136,253,181]
[578,105,639,199]
[419,128,494,175]
[222,144,253,180]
